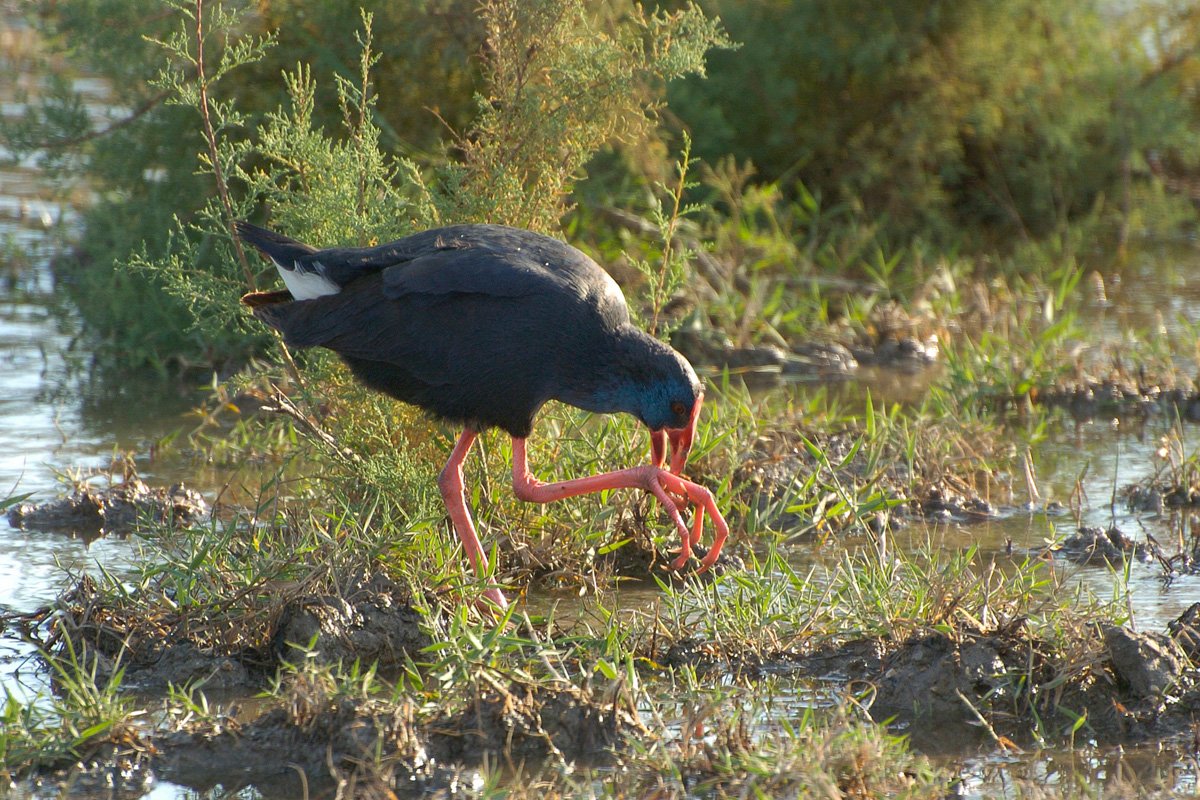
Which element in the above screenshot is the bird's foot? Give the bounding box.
[651,468,727,573]
[664,542,743,576]
[667,549,692,572]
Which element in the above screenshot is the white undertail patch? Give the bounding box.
[274,257,340,300]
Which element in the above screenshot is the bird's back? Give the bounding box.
[240,224,631,436]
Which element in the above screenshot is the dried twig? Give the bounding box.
[262,389,359,465]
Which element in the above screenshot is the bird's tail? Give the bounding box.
[235,220,317,267]
[236,220,342,300]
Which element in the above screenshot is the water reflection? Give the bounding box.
[4,11,1200,797]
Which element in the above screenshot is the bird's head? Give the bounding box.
[636,350,703,476]
[566,329,703,474]
[649,390,703,476]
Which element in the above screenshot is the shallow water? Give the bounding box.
[4,16,1200,800]
[4,182,1200,800]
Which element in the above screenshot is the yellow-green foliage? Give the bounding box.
[669,0,1200,244]
[16,0,731,367]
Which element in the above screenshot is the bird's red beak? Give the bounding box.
[650,392,703,475]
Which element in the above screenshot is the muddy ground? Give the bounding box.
[11,571,437,693]
[6,478,208,541]
[5,443,1200,792]
[151,674,642,797]
[19,674,642,799]
[13,580,1198,794]
[661,611,1200,751]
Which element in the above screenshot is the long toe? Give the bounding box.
[668,549,692,571]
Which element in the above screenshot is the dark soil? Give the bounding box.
[14,572,435,693]
[1040,524,1162,566]
[155,677,642,797]
[1169,603,1200,663]
[5,478,208,540]
[672,328,859,387]
[1033,379,1200,422]
[155,695,431,796]
[654,618,1199,749]
[1124,481,1200,513]
[271,576,434,669]
[672,326,936,388]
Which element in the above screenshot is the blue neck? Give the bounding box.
[558,381,644,417]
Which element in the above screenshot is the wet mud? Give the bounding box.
[271,574,435,668]
[5,478,208,540]
[1029,378,1200,422]
[673,328,861,384]
[11,565,644,795]
[12,674,640,797]
[1040,524,1162,566]
[673,326,938,387]
[1124,482,1200,512]
[15,573,434,693]
[156,677,639,797]
[657,615,1199,749]
[1169,603,1200,663]
[18,612,1196,795]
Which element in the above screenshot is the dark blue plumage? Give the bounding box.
[238,222,701,438]
[238,221,730,609]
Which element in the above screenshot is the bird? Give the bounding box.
[236,221,729,609]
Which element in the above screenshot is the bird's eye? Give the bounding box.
[670,401,687,417]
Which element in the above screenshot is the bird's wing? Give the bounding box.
[255,274,556,391]
[241,223,599,302]
[380,245,557,300]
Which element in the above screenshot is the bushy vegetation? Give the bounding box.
[7,1,1200,794]
[9,0,1200,370]
[668,0,1200,246]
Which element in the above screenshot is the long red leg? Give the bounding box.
[510,438,729,573]
[438,430,507,610]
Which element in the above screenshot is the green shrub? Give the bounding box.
[14,0,730,368]
[668,0,1200,245]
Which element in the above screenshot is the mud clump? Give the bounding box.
[787,341,860,376]
[90,640,252,692]
[866,624,1193,746]
[1035,379,1200,422]
[35,572,433,693]
[850,335,939,368]
[659,619,1197,748]
[6,479,208,539]
[672,328,858,386]
[1043,525,1160,566]
[157,695,430,794]
[43,575,263,693]
[917,485,997,522]
[272,576,433,669]
[1103,624,1187,700]
[428,680,644,762]
[1124,482,1200,513]
[1168,603,1200,662]
[156,677,641,795]
[868,627,1050,728]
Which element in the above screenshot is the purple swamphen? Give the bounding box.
[237,221,729,609]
